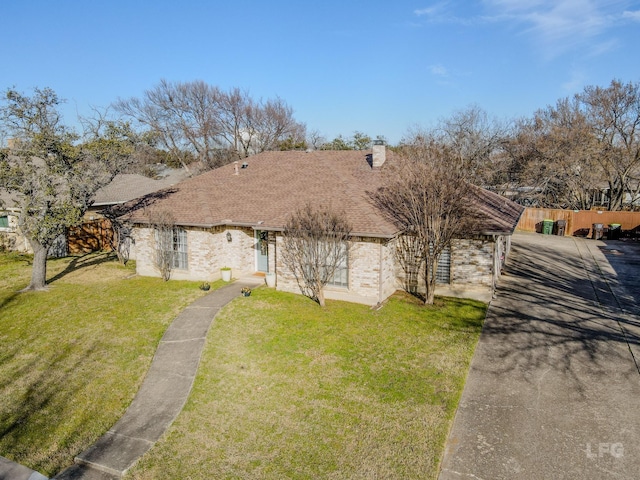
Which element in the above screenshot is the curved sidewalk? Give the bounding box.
[439,233,640,480]
[54,279,262,480]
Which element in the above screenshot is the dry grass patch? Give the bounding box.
[129,289,485,479]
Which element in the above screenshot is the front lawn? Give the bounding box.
[0,252,211,477]
[128,288,485,479]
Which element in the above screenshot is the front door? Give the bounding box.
[256,230,269,272]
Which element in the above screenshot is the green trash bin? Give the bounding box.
[542,219,554,235]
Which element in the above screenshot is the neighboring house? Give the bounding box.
[88,166,189,219]
[121,145,524,305]
[1,164,188,255]
[68,166,189,254]
[0,190,66,256]
[588,181,640,210]
[0,191,29,252]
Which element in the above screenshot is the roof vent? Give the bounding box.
[241,162,248,169]
[233,161,239,175]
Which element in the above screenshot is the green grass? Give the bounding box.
[0,252,213,477]
[128,288,486,480]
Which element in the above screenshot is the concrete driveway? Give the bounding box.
[439,232,640,480]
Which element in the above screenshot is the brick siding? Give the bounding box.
[133,225,501,304]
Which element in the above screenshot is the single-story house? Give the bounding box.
[120,144,524,304]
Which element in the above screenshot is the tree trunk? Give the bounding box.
[424,257,437,305]
[424,278,436,305]
[317,288,326,307]
[27,238,49,291]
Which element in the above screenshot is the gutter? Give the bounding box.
[126,217,399,240]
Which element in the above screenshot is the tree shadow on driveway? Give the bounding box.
[477,233,640,397]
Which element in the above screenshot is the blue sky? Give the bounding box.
[1,0,639,144]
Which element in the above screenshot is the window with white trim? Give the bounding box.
[155,227,188,270]
[0,215,8,228]
[436,246,451,284]
[327,242,348,287]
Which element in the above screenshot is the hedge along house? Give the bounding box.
[119,144,524,305]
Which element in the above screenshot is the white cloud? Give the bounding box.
[430,64,449,76]
[622,9,640,21]
[414,2,450,18]
[413,0,635,60]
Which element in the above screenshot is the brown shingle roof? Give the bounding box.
[470,186,525,235]
[93,170,189,206]
[122,149,523,237]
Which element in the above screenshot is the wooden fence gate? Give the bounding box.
[67,219,114,254]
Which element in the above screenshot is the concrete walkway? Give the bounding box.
[52,278,262,480]
[439,233,640,480]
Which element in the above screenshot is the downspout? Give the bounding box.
[273,231,278,287]
[378,238,384,304]
[492,235,498,299]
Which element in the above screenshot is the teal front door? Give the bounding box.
[256,230,269,272]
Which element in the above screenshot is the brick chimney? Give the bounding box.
[372,139,386,168]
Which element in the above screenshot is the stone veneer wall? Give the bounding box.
[450,236,495,287]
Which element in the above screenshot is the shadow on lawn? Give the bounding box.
[47,251,118,285]
[0,252,119,311]
[0,339,100,475]
[474,233,640,398]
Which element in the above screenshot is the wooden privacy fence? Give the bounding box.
[67,219,114,254]
[516,208,640,237]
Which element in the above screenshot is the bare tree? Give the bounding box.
[250,97,306,154]
[101,208,132,265]
[373,141,480,305]
[281,203,351,307]
[579,79,640,210]
[149,210,177,281]
[114,79,221,172]
[115,80,306,166]
[394,233,424,295]
[435,105,511,187]
[501,81,640,211]
[307,129,326,150]
[215,87,251,158]
[505,98,603,209]
[0,87,135,290]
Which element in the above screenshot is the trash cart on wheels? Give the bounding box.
[542,219,554,235]
[592,223,604,240]
[555,219,567,236]
[608,223,621,240]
